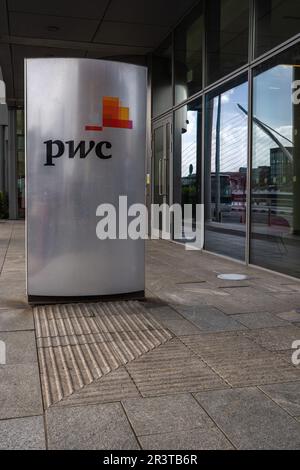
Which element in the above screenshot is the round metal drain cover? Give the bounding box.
[217,273,248,281]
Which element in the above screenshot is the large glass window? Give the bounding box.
[152,35,173,117]
[174,100,202,240]
[250,44,300,277]
[174,1,204,105]
[205,77,248,260]
[255,1,300,58]
[206,0,249,85]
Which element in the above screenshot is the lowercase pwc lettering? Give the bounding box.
[43,140,112,166]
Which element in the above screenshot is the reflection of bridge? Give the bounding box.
[237,104,293,163]
[181,99,296,232]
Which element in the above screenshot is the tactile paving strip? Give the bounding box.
[181,332,300,387]
[54,367,140,407]
[125,338,227,396]
[34,301,172,408]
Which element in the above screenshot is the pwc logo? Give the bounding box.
[44,96,133,166]
[86,96,133,131]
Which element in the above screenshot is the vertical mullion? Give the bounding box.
[171,30,175,108]
[202,0,207,90]
[170,113,174,239]
[201,0,207,249]
[246,67,253,265]
[201,94,206,250]
[248,0,256,63]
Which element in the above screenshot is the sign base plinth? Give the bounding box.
[28,291,145,306]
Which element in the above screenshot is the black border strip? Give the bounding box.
[28,290,145,306]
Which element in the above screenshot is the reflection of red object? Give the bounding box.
[270,216,290,227]
[85,125,102,131]
[85,96,133,131]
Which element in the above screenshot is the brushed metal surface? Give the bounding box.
[25,58,146,297]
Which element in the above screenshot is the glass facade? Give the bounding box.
[152,35,173,117]
[255,0,300,58]
[250,44,300,277]
[174,1,204,104]
[152,0,300,278]
[206,0,249,85]
[205,77,248,261]
[174,99,202,239]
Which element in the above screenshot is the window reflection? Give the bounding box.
[174,100,202,240]
[152,36,173,117]
[174,1,204,104]
[251,45,300,277]
[205,78,248,260]
[255,0,300,58]
[206,0,249,85]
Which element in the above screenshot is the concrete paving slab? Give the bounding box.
[233,312,290,329]
[0,416,46,450]
[141,296,168,309]
[275,284,300,293]
[126,338,227,396]
[259,382,300,416]
[272,292,300,305]
[152,286,211,308]
[174,305,246,332]
[251,280,300,294]
[244,326,300,351]
[0,296,27,309]
[139,427,234,450]
[46,402,139,450]
[148,305,203,335]
[55,367,140,407]
[0,331,37,364]
[277,310,300,323]
[274,350,300,369]
[211,287,289,314]
[194,387,300,449]
[0,364,43,420]
[152,317,203,336]
[182,332,300,386]
[0,299,28,310]
[0,308,34,332]
[123,393,214,436]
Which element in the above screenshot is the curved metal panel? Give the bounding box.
[26,58,146,298]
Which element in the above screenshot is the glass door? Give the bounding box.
[152,116,172,237]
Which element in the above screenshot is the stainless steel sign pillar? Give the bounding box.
[25,58,146,303]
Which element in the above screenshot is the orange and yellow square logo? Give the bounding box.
[85,96,133,131]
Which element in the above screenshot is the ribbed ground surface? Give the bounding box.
[34,301,172,408]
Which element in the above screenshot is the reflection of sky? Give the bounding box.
[209,66,294,173]
[181,65,294,176]
[182,110,198,177]
[253,65,293,168]
[211,81,248,173]
[254,65,293,127]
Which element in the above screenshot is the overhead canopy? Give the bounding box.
[0,0,198,106]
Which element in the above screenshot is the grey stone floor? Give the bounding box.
[1,220,300,449]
